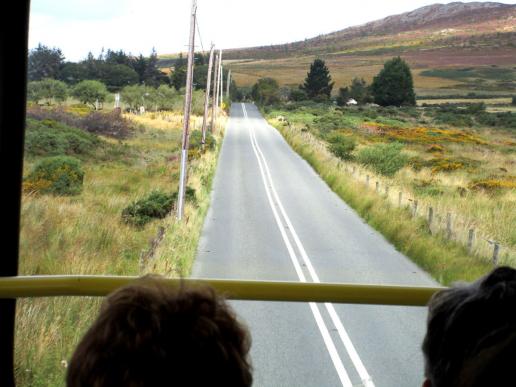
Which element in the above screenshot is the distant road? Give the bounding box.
[193,103,437,387]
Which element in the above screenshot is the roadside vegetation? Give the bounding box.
[249,56,515,284]
[16,100,225,385]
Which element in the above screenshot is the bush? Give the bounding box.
[26,106,135,139]
[327,133,356,160]
[80,109,135,138]
[122,188,196,227]
[24,118,101,157]
[189,130,216,150]
[24,156,84,195]
[356,142,408,176]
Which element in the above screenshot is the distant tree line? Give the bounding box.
[29,44,168,91]
[27,43,240,110]
[249,56,416,107]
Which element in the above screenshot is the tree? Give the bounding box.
[59,62,88,85]
[251,78,280,106]
[171,65,186,91]
[336,87,351,106]
[349,78,372,104]
[72,80,108,109]
[371,57,416,106]
[27,79,68,105]
[300,59,334,100]
[28,44,65,81]
[101,64,139,91]
[132,54,148,84]
[143,48,168,87]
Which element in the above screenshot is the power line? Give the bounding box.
[196,15,205,53]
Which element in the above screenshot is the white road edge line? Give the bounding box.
[242,103,353,387]
[244,103,375,387]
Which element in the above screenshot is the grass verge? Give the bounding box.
[15,111,225,386]
[272,121,493,285]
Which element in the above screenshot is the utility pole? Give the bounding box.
[210,52,219,133]
[177,0,197,221]
[201,44,215,147]
[226,69,231,99]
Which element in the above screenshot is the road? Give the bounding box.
[192,103,437,387]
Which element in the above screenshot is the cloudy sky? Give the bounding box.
[29,0,515,61]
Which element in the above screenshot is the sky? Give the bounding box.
[29,0,516,61]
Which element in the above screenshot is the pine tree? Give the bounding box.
[301,59,334,100]
[371,57,416,106]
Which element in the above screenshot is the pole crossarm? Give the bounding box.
[0,276,444,306]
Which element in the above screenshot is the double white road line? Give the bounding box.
[242,103,374,387]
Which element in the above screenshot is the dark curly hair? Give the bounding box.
[67,279,252,387]
[422,266,516,387]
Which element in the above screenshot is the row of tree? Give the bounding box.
[250,57,416,107]
[29,44,240,100]
[29,44,169,91]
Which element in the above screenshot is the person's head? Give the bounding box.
[67,279,252,387]
[422,266,516,387]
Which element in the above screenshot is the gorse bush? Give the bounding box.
[24,118,101,157]
[326,133,356,160]
[122,188,196,227]
[356,142,408,176]
[24,156,85,195]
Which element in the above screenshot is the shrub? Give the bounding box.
[80,109,135,138]
[24,156,84,195]
[122,188,196,227]
[356,142,408,176]
[469,177,516,192]
[26,106,135,139]
[24,118,101,157]
[327,133,356,160]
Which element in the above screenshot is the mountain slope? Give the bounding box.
[224,2,516,60]
[222,2,516,95]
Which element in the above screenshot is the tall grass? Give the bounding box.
[15,111,225,386]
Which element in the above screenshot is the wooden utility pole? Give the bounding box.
[177,0,197,221]
[201,44,215,147]
[226,69,231,99]
[210,52,219,133]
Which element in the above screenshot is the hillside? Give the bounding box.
[220,2,516,95]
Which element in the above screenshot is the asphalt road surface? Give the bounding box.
[192,103,437,387]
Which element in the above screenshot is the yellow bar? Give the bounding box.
[0,276,444,306]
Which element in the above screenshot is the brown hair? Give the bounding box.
[67,279,252,387]
[422,267,516,387]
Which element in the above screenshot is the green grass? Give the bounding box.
[420,67,516,81]
[15,110,224,386]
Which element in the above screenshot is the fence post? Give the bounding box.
[428,207,433,232]
[413,200,418,217]
[398,191,402,207]
[375,181,379,192]
[446,213,452,240]
[492,243,500,266]
[467,229,474,253]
